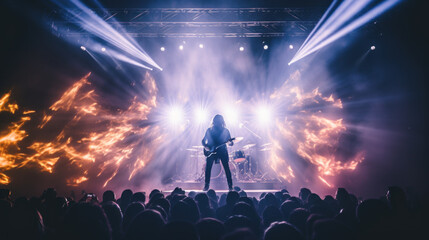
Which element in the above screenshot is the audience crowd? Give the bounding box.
[0,185,426,240]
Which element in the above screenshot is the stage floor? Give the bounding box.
[163,179,284,197]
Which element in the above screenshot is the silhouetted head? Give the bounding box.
[122,201,145,233]
[207,189,217,200]
[280,200,302,220]
[262,205,283,228]
[126,209,165,240]
[222,228,257,240]
[356,199,389,227]
[226,191,240,206]
[335,188,350,208]
[224,215,254,234]
[182,197,201,223]
[131,192,146,204]
[103,190,116,203]
[288,208,310,234]
[195,193,211,209]
[61,202,111,240]
[387,186,407,211]
[121,189,133,201]
[196,218,225,240]
[299,188,311,203]
[170,200,196,223]
[149,189,161,200]
[151,197,171,215]
[212,114,226,128]
[102,201,123,240]
[264,221,303,240]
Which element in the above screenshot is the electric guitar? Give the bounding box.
[203,138,236,158]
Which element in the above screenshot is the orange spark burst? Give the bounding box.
[0,173,10,185]
[0,92,19,114]
[269,70,365,187]
[0,72,163,188]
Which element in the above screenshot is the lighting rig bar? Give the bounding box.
[51,7,325,38]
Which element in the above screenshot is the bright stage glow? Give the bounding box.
[194,107,209,125]
[263,45,269,50]
[289,0,402,65]
[179,45,184,50]
[256,105,273,127]
[289,44,294,49]
[167,105,184,126]
[101,47,106,52]
[80,46,86,51]
[371,45,376,50]
[223,106,240,127]
[160,47,165,51]
[199,44,204,49]
[239,46,244,52]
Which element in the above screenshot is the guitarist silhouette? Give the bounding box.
[202,114,234,191]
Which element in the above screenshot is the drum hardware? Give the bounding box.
[186,148,199,152]
[235,137,244,143]
[232,150,246,163]
[242,143,256,150]
[191,145,204,148]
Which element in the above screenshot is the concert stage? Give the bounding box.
[164,179,285,197]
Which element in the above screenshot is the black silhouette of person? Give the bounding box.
[202,114,233,191]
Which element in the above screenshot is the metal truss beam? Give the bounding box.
[51,8,325,38]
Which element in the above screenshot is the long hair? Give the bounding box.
[211,114,226,129]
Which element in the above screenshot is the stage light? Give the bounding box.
[263,45,269,50]
[371,45,376,50]
[80,46,86,51]
[289,44,294,49]
[160,47,165,51]
[199,44,204,49]
[194,107,209,125]
[223,107,240,126]
[167,105,184,126]
[289,0,401,65]
[239,46,244,52]
[101,47,106,52]
[179,45,184,50]
[256,105,273,127]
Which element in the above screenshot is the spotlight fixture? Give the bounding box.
[263,45,269,50]
[289,44,294,49]
[179,45,184,50]
[160,47,165,51]
[370,45,376,50]
[199,44,204,49]
[101,47,106,52]
[80,46,86,51]
[239,46,244,52]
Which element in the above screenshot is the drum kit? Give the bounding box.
[185,137,273,182]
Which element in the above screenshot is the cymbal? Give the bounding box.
[242,144,256,150]
[260,148,272,151]
[191,146,204,148]
[186,148,198,152]
[261,143,272,147]
[234,137,244,143]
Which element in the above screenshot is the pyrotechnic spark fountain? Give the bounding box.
[289,0,402,65]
